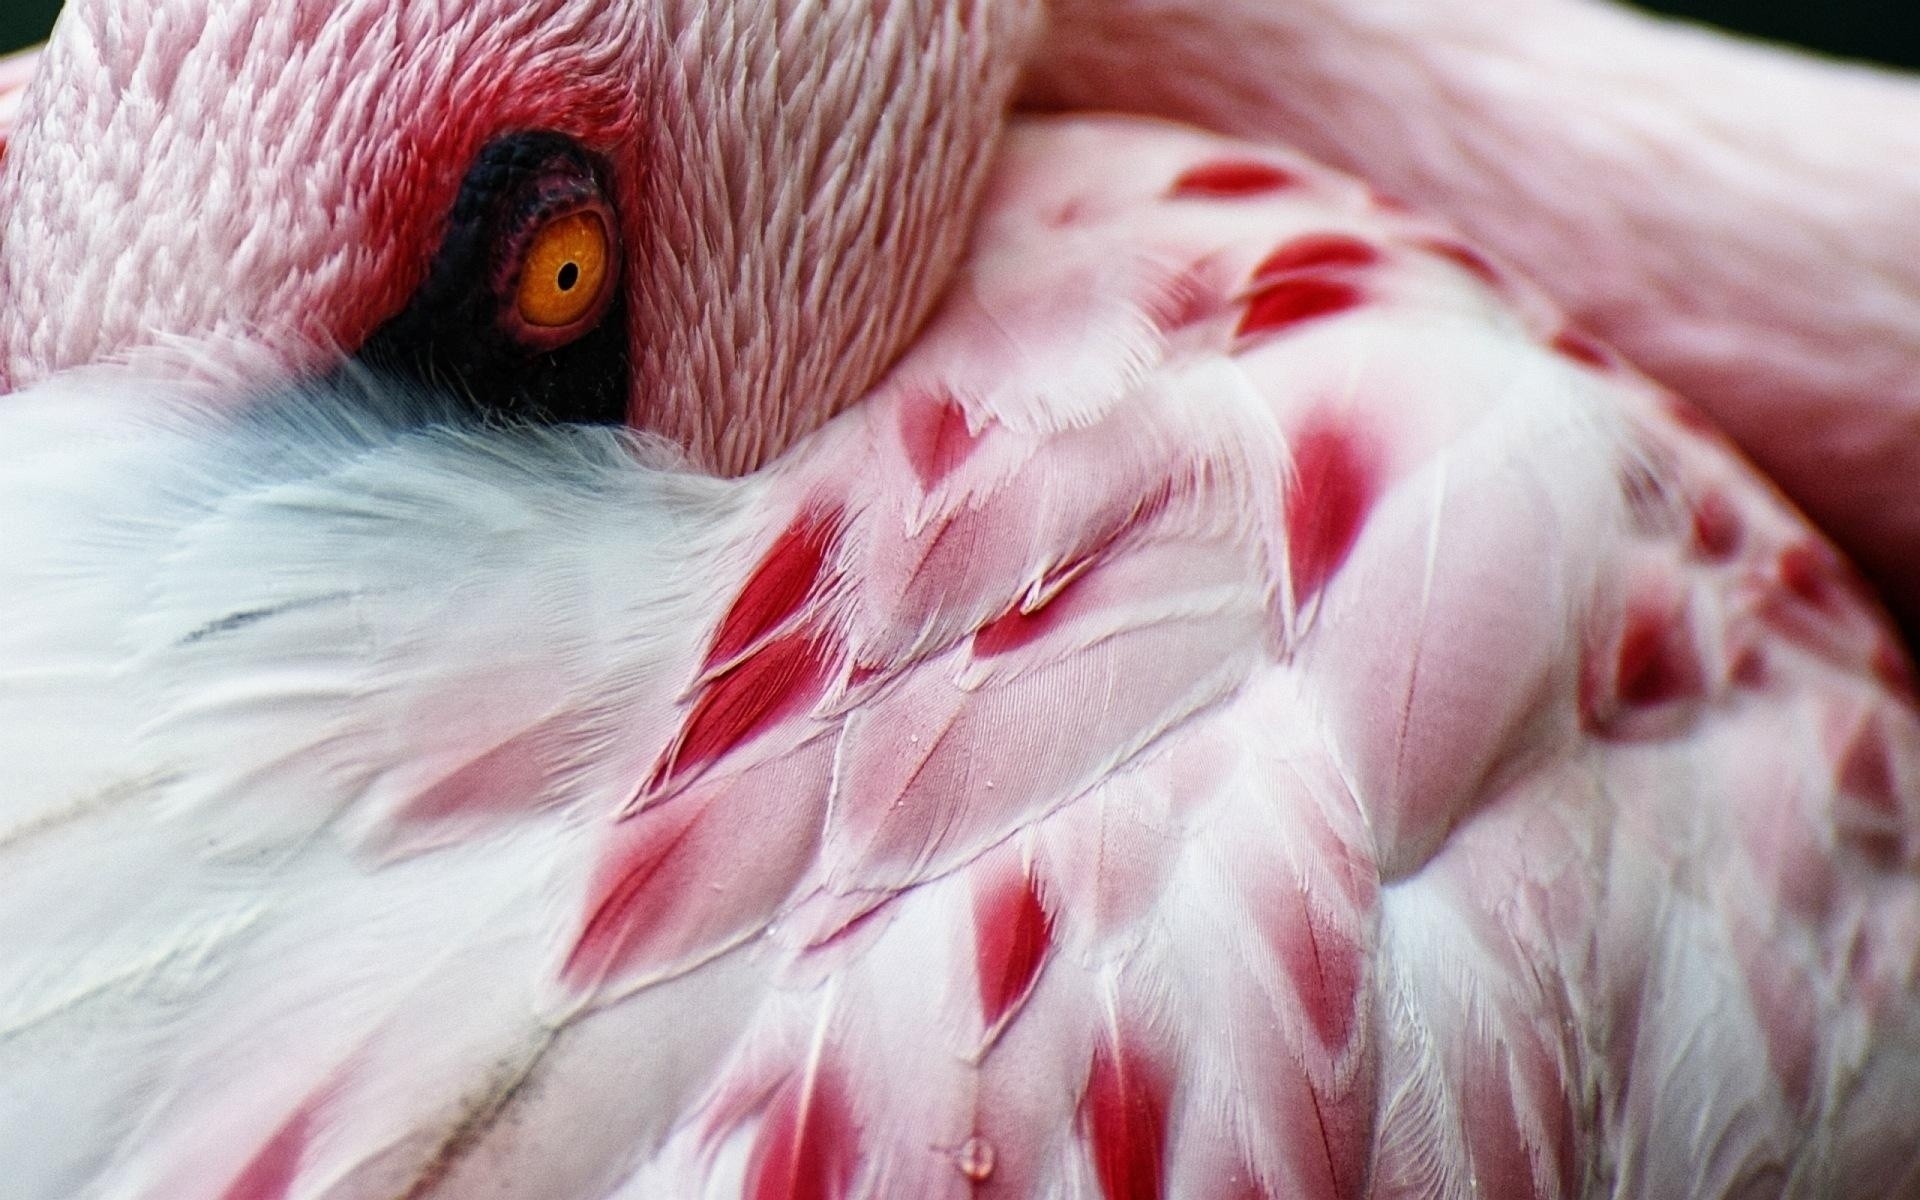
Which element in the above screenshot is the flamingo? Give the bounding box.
[0,2,1918,1198]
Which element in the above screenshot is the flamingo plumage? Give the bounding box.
[1,3,1918,1199]
[1033,0,1920,636]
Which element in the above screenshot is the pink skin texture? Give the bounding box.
[1,3,1919,1199]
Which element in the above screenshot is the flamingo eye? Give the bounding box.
[353,130,630,425]
[516,209,613,330]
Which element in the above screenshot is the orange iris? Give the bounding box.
[516,211,612,328]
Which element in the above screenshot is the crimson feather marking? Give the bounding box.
[564,799,705,987]
[973,567,1090,658]
[1249,234,1381,286]
[1613,604,1705,709]
[1689,490,1742,561]
[1265,885,1365,1051]
[1778,542,1842,610]
[1169,160,1297,199]
[706,510,840,671]
[219,1106,313,1200]
[1082,1036,1170,1200]
[1283,419,1381,609]
[647,629,835,794]
[973,864,1053,1033]
[968,480,1176,660]
[900,397,984,490]
[1580,588,1705,737]
[745,1069,859,1200]
[902,475,1168,623]
[1237,278,1364,341]
[1755,540,1887,671]
[572,745,834,986]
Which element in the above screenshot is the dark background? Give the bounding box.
[2,1,1919,70]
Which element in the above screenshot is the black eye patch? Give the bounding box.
[352,131,630,425]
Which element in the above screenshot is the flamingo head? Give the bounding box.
[0,0,1040,470]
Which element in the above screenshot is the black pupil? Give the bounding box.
[557,262,581,292]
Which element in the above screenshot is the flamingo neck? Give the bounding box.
[631,1,1044,475]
